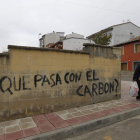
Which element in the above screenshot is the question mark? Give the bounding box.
[114,79,118,93]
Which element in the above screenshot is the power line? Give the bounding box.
[56,0,140,16]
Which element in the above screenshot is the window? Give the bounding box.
[58,44,62,47]
[121,46,124,55]
[134,43,140,53]
[133,61,140,70]
[136,44,140,53]
[121,62,127,70]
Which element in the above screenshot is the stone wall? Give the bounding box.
[121,70,134,76]
[0,44,121,121]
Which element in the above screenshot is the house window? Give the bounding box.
[58,44,61,47]
[121,46,124,55]
[133,61,140,70]
[136,44,140,53]
[134,43,140,53]
[121,62,127,70]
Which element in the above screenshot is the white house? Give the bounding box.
[40,32,94,50]
[87,22,140,46]
[63,32,94,50]
[40,31,64,48]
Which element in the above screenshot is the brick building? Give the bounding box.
[114,36,140,71]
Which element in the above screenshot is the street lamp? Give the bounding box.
[38,33,42,47]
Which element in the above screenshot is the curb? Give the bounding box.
[20,107,140,140]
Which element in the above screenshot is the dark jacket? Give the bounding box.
[133,63,140,82]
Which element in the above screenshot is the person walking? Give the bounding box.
[133,63,140,100]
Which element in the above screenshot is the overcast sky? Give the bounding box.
[0,0,140,52]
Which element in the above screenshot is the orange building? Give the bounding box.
[114,36,140,71]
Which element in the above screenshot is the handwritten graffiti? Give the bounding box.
[76,70,119,97]
[0,70,119,97]
[34,72,82,87]
[77,80,118,97]
[0,76,12,94]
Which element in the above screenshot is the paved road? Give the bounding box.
[66,115,140,140]
[121,76,133,81]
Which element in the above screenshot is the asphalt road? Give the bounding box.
[66,115,140,140]
[121,76,133,81]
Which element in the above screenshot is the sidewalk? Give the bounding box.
[0,81,140,140]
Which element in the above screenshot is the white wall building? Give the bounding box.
[40,32,94,50]
[40,32,63,48]
[63,32,94,50]
[87,22,140,46]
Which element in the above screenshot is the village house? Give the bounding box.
[39,32,94,50]
[114,36,140,71]
[39,31,63,48]
[87,22,140,46]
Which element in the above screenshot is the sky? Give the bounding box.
[0,0,140,52]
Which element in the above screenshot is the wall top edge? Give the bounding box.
[83,43,113,48]
[113,47,122,49]
[8,45,90,54]
[0,53,9,57]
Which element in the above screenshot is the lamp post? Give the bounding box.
[38,33,42,47]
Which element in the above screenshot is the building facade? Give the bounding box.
[40,32,94,50]
[87,22,140,46]
[63,38,94,50]
[114,36,140,71]
[40,32,64,48]
[63,32,94,50]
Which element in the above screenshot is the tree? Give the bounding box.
[92,31,112,45]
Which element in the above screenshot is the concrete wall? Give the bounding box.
[121,81,131,92]
[63,38,94,50]
[112,23,140,45]
[121,71,134,75]
[0,44,121,121]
